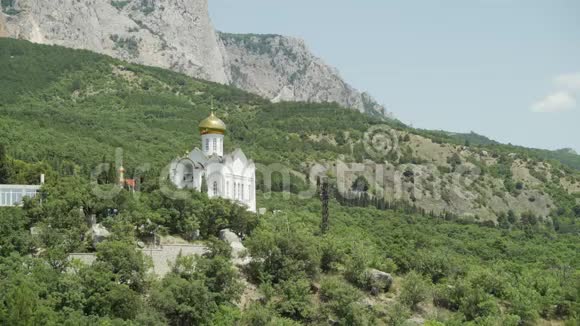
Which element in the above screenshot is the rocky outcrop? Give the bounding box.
[0,0,228,83]
[90,223,110,248]
[0,13,7,37]
[0,0,389,116]
[366,268,393,293]
[220,33,388,116]
[219,228,250,265]
[312,129,557,222]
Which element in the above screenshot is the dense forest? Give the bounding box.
[0,173,578,325]
[0,38,579,325]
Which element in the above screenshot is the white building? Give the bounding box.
[0,185,41,207]
[169,112,256,212]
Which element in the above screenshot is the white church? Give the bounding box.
[169,112,256,212]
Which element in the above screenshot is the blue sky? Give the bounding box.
[209,0,580,152]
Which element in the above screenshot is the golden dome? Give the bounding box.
[198,112,226,135]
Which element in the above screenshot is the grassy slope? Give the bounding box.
[0,38,265,171]
[2,38,580,170]
[422,129,580,171]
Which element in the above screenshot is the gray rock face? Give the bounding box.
[0,13,7,37]
[366,268,393,292]
[91,223,110,247]
[29,226,40,236]
[219,229,250,265]
[219,229,241,244]
[1,0,228,83]
[220,33,388,116]
[0,0,389,116]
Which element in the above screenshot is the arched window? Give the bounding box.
[213,181,218,196]
[233,182,237,199]
[205,139,209,151]
[241,182,244,200]
[213,138,217,151]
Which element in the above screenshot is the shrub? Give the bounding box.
[433,282,469,311]
[320,276,368,324]
[344,243,371,288]
[275,277,315,321]
[245,219,320,283]
[459,288,499,320]
[399,271,430,310]
[319,236,345,272]
[384,302,411,326]
[506,285,541,324]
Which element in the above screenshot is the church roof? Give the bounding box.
[199,112,226,134]
[175,148,253,169]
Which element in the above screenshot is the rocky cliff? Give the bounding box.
[0,13,6,37]
[0,0,228,83]
[0,0,388,116]
[220,33,388,116]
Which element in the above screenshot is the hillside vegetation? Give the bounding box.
[0,38,579,325]
[2,39,580,222]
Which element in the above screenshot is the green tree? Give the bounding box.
[0,143,11,183]
[275,277,315,321]
[320,276,375,325]
[459,288,499,321]
[1,279,39,325]
[246,218,320,283]
[572,205,580,217]
[320,178,330,234]
[344,242,370,288]
[0,208,32,256]
[151,253,242,325]
[320,236,344,273]
[228,203,258,238]
[151,275,217,325]
[78,262,143,320]
[399,271,430,311]
[96,240,150,292]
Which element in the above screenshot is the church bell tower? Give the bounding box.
[198,112,226,157]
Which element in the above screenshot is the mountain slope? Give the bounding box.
[1,38,579,224]
[0,0,228,83]
[220,33,389,117]
[0,0,388,116]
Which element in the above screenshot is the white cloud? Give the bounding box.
[530,91,576,113]
[531,72,580,113]
[554,72,580,92]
